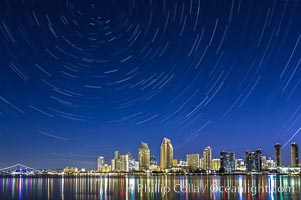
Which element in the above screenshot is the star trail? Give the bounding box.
[0,0,301,168]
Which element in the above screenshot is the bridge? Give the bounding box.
[0,164,40,175]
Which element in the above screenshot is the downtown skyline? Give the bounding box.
[0,0,301,169]
[93,139,299,171]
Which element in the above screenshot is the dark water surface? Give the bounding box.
[0,175,300,200]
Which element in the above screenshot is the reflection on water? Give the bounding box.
[0,175,300,200]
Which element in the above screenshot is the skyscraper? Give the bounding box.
[274,143,282,167]
[138,142,151,171]
[120,154,129,172]
[97,156,104,170]
[291,142,299,167]
[220,151,235,172]
[202,146,212,170]
[187,154,200,170]
[113,151,121,172]
[160,138,173,170]
[245,149,262,172]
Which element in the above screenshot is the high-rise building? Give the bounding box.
[274,143,282,167]
[138,142,151,171]
[211,159,221,171]
[111,159,115,171]
[187,154,200,170]
[97,156,105,170]
[113,151,121,172]
[160,138,173,170]
[120,154,129,172]
[128,153,139,172]
[291,142,299,167]
[113,151,129,172]
[202,146,212,170]
[245,149,262,172]
[220,151,235,172]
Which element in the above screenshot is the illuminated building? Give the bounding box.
[291,142,299,167]
[220,151,235,172]
[186,154,200,170]
[160,138,173,170]
[64,167,78,174]
[274,143,282,167]
[173,159,178,167]
[128,153,139,172]
[111,159,115,171]
[150,155,157,169]
[262,156,267,169]
[120,154,129,172]
[113,151,121,172]
[245,149,262,172]
[202,146,212,170]
[97,156,104,171]
[138,142,151,171]
[113,151,129,172]
[211,159,220,171]
[266,158,275,168]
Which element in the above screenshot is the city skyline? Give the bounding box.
[1,0,301,169]
[92,139,300,171]
[1,138,300,173]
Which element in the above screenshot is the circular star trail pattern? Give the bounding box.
[0,0,301,168]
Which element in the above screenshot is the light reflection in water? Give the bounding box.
[0,175,300,200]
[238,175,243,200]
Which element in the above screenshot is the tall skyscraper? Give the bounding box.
[97,156,104,170]
[138,142,151,171]
[291,142,299,167]
[220,151,235,172]
[113,151,121,172]
[202,146,212,170]
[274,143,282,167]
[120,154,129,172]
[187,154,200,170]
[245,149,262,172]
[160,138,173,170]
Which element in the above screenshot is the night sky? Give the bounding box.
[0,0,301,169]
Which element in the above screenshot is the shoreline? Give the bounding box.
[0,173,298,178]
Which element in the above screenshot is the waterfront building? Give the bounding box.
[97,156,104,171]
[120,154,129,172]
[160,138,173,170]
[138,142,151,171]
[211,159,221,171]
[274,143,282,167]
[245,149,262,172]
[291,142,299,167]
[220,151,235,172]
[202,146,212,170]
[187,154,200,170]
